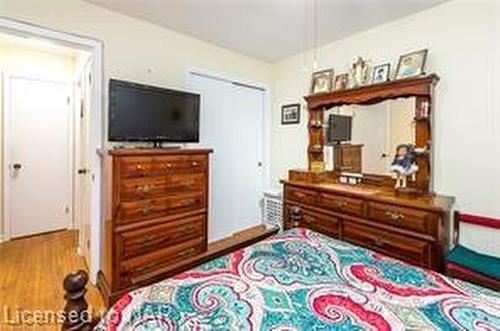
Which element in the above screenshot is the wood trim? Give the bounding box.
[457,212,500,229]
[452,210,460,246]
[445,261,500,291]
[305,74,439,110]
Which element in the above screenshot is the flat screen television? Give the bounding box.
[108,79,200,144]
[327,114,352,144]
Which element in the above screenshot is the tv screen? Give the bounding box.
[108,79,200,143]
[327,114,352,143]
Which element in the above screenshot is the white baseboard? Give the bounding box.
[0,233,5,243]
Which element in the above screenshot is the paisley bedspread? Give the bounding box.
[97,228,500,330]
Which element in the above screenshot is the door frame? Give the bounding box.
[186,67,272,192]
[3,73,74,238]
[0,16,103,282]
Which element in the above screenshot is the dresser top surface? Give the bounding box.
[107,147,213,156]
[282,179,455,213]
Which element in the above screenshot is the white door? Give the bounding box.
[8,77,72,238]
[75,59,92,265]
[350,105,389,174]
[188,73,264,242]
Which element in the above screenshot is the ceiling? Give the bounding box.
[85,0,448,62]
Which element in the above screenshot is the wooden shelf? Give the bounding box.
[304,74,439,110]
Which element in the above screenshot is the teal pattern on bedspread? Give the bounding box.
[96,228,500,330]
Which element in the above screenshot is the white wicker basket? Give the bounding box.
[263,188,283,231]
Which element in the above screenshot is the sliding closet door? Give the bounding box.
[231,83,264,231]
[188,73,264,242]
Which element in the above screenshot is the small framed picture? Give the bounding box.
[310,69,334,95]
[281,103,300,125]
[371,63,390,84]
[395,49,428,79]
[333,73,349,91]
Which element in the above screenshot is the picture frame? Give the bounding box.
[333,73,349,91]
[310,69,334,95]
[395,49,428,80]
[281,103,301,125]
[371,63,390,84]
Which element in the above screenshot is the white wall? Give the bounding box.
[271,0,500,256]
[0,40,76,238]
[0,0,272,99]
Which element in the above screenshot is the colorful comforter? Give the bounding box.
[97,228,500,330]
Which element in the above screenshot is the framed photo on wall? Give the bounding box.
[281,103,300,125]
[310,69,334,95]
[395,49,427,79]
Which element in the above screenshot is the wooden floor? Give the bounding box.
[0,230,104,330]
[0,225,276,330]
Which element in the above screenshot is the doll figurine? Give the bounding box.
[351,56,369,86]
[390,144,419,189]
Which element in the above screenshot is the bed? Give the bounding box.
[95,228,500,330]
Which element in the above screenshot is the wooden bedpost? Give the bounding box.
[62,270,97,331]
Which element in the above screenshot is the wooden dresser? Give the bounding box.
[282,171,454,271]
[98,148,211,305]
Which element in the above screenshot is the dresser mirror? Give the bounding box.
[325,98,418,176]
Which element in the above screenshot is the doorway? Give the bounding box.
[187,71,269,242]
[0,17,103,281]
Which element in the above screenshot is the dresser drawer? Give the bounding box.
[298,208,340,238]
[367,202,436,235]
[117,214,206,259]
[285,205,339,237]
[119,237,205,287]
[343,221,431,267]
[285,186,319,206]
[119,157,153,178]
[166,172,206,193]
[120,177,167,201]
[117,193,205,224]
[319,192,365,217]
[152,155,207,175]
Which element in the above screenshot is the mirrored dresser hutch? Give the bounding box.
[282,75,454,271]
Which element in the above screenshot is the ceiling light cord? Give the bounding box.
[313,0,318,70]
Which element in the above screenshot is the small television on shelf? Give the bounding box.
[327,114,352,144]
[108,79,200,145]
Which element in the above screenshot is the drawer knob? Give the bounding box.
[136,164,144,171]
[141,205,154,215]
[385,211,405,222]
[136,184,154,193]
[139,235,154,244]
[164,163,173,170]
[333,200,346,208]
[290,206,302,227]
[192,161,199,167]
